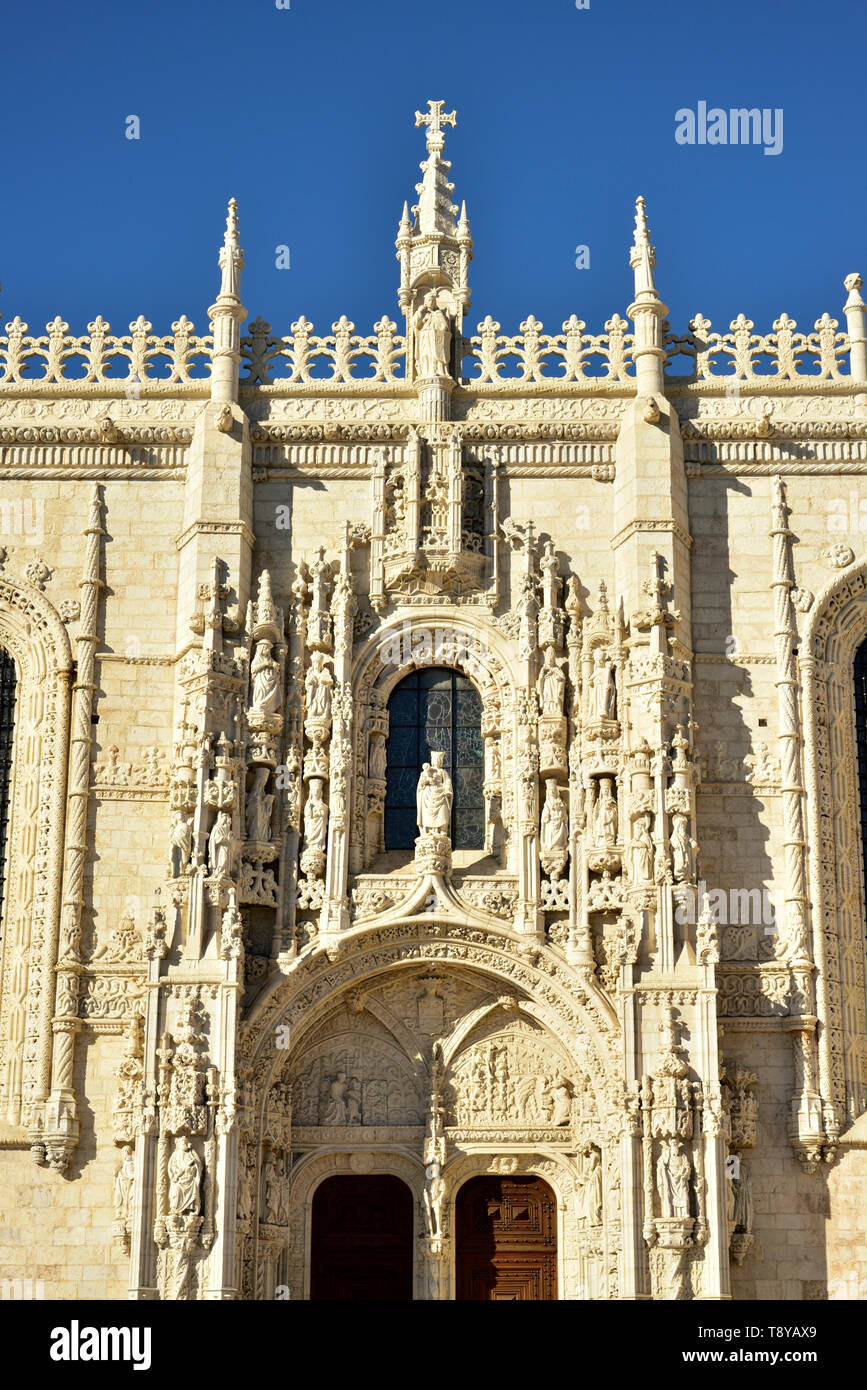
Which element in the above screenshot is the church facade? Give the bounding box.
[1,102,867,1300]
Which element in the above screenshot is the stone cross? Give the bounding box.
[414,100,457,150]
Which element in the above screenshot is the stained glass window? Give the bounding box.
[0,646,17,923]
[385,667,484,850]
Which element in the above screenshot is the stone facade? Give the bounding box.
[1,101,867,1300]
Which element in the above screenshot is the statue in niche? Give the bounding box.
[580,1147,603,1226]
[656,1137,691,1219]
[589,649,617,721]
[303,779,328,851]
[169,812,192,877]
[732,1161,753,1234]
[628,813,654,884]
[413,290,452,379]
[669,813,695,883]
[208,810,234,877]
[538,646,566,717]
[304,651,333,722]
[368,736,386,781]
[245,766,274,843]
[251,640,281,715]
[113,1145,135,1225]
[237,1153,253,1223]
[417,751,453,835]
[263,1148,288,1225]
[540,780,569,879]
[595,778,618,847]
[322,1072,349,1125]
[167,1136,203,1217]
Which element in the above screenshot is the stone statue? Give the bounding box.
[657,1137,691,1219]
[732,1160,753,1234]
[169,812,192,877]
[538,646,566,716]
[167,1136,202,1217]
[251,640,281,715]
[423,1161,446,1238]
[540,780,569,879]
[208,811,234,877]
[368,736,386,781]
[595,778,618,847]
[322,1072,348,1125]
[413,291,452,379]
[548,1074,572,1126]
[581,1148,603,1227]
[590,649,616,721]
[263,1148,288,1224]
[245,766,274,843]
[304,651,333,722]
[113,1145,135,1223]
[303,779,328,850]
[670,813,695,883]
[416,750,453,835]
[629,813,653,884]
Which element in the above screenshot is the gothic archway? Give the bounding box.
[454,1173,558,1300]
[0,573,72,1130]
[802,562,867,1128]
[310,1173,414,1300]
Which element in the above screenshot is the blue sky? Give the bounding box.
[2,0,863,344]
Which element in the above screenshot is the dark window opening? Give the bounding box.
[385,667,484,850]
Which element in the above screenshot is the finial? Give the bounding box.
[629,194,658,298]
[398,200,412,237]
[634,195,650,245]
[414,99,457,152]
[457,200,470,236]
[225,197,240,247]
[217,196,245,302]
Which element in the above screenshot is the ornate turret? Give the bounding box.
[397,101,473,389]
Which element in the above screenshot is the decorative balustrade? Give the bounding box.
[0,308,857,388]
[241,316,406,384]
[664,312,851,382]
[0,317,213,385]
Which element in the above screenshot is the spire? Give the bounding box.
[209,197,247,404]
[413,100,459,235]
[626,195,667,393]
[629,195,658,300]
[218,197,244,302]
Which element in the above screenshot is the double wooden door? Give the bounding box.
[455,1175,558,1300]
[310,1174,414,1300]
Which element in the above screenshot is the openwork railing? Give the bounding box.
[664,313,851,382]
[241,316,407,384]
[0,317,213,384]
[0,309,856,387]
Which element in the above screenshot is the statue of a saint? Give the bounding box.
[208,811,234,877]
[303,779,328,850]
[169,812,192,877]
[168,1136,202,1217]
[413,291,452,379]
[581,1148,603,1227]
[732,1161,753,1234]
[595,778,618,847]
[629,813,653,884]
[540,780,569,878]
[548,1074,572,1126]
[322,1072,348,1125]
[670,813,695,883]
[416,751,453,835]
[304,651,333,722]
[590,649,616,721]
[657,1137,691,1218]
[113,1145,135,1222]
[368,736,386,781]
[251,640,281,715]
[423,1161,446,1238]
[245,766,274,843]
[538,646,566,716]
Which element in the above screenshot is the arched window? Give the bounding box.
[385,668,484,850]
[854,638,867,904]
[0,646,16,919]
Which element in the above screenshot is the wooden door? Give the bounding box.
[455,1175,557,1301]
[310,1174,414,1300]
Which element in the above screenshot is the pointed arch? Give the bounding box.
[0,572,72,1131]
